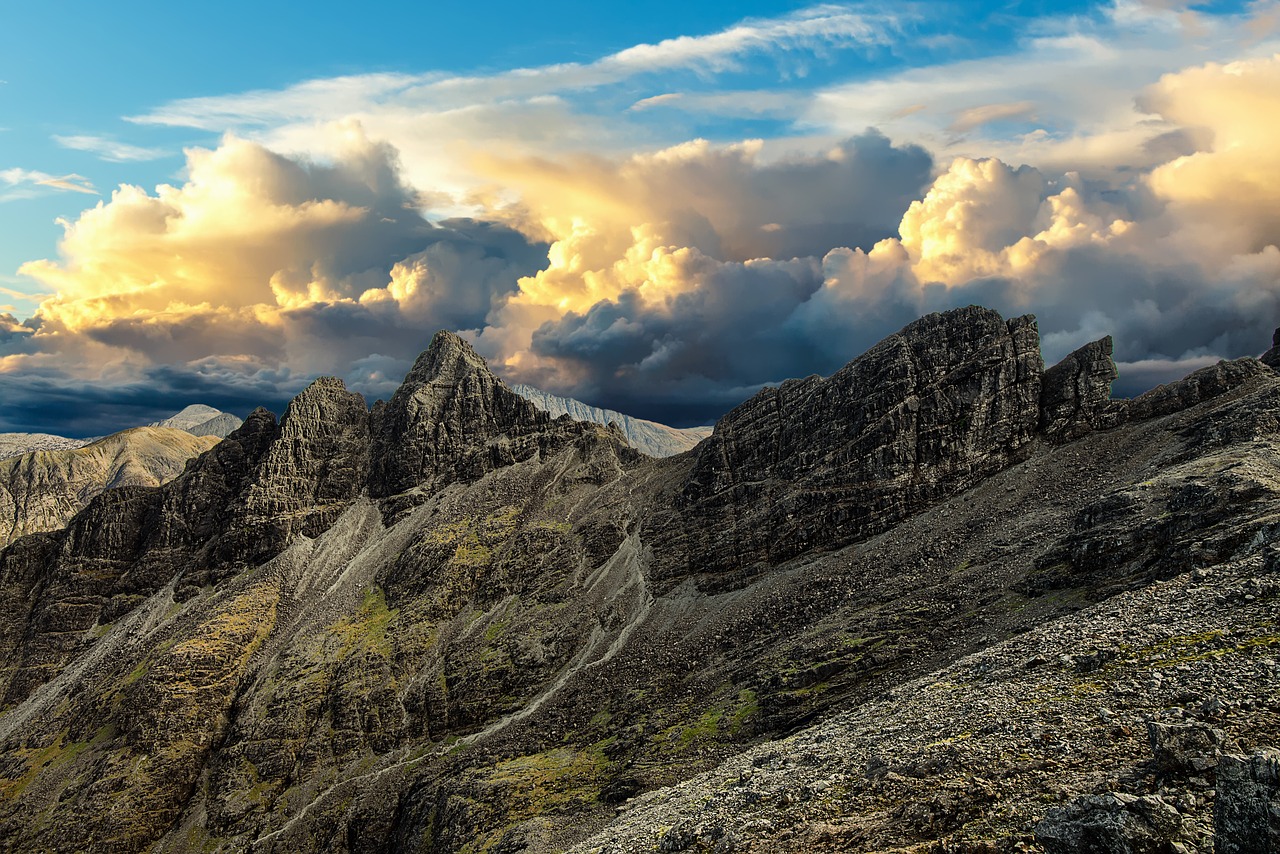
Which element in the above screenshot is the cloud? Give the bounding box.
[3,130,548,430]
[629,93,683,111]
[131,6,899,130]
[467,130,934,378]
[482,57,1280,423]
[53,134,168,162]
[1,168,97,201]
[808,3,1280,176]
[1141,53,1280,253]
[948,101,1038,134]
[9,43,1280,436]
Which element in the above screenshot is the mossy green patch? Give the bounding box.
[331,586,399,658]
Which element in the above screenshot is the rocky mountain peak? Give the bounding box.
[370,332,571,501]
[1260,326,1280,369]
[403,329,494,386]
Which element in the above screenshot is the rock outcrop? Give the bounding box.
[654,307,1043,581]
[1215,750,1280,853]
[1259,326,1280,369]
[1039,336,1122,442]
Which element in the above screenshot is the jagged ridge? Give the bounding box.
[0,310,1275,853]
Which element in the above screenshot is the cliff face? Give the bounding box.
[0,308,1276,854]
[650,307,1043,584]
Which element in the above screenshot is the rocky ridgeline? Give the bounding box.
[510,384,712,458]
[0,309,1275,853]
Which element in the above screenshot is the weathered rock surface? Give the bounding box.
[653,307,1043,583]
[0,426,220,549]
[1259,326,1280,369]
[510,383,712,457]
[1215,749,1280,853]
[369,331,613,506]
[0,308,1277,854]
[1040,335,1123,442]
[1036,792,1183,853]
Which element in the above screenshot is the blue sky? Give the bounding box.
[2,1,1279,434]
[0,0,1132,307]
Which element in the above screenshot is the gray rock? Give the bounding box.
[1036,792,1183,853]
[659,307,1043,582]
[1214,749,1280,853]
[1127,358,1271,420]
[1147,720,1228,775]
[1039,336,1122,442]
[1259,327,1280,369]
[369,330,619,506]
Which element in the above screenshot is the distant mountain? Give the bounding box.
[0,426,221,548]
[0,432,92,460]
[0,405,241,464]
[510,383,711,457]
[148,403,243,438]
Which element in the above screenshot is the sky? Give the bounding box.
[2,0,1280,436]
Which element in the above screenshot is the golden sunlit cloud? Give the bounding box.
[5,53,1280,428]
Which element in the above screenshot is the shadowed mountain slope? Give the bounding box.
[0,310,1275,853]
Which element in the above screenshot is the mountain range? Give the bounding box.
[0,307,1275,853]
[509,384,711,457]
[0,405,244,551]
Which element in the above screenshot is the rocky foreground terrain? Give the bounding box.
[0,306,1276,853]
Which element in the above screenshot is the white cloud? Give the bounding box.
[808,3,1280,175]
[53,134,168,162]
[0,168,97,201]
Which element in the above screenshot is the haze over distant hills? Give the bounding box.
[509,383,711,457]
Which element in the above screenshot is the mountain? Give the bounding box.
[0,432,92,459]
[147,403,244,438]
[0,404,240,464]
[0,308,1276,853]
[509,383,712,457]
[0,427,222,549]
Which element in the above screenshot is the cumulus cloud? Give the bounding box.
[8,48,1280,435]
[478,56,1280,423]
[1,129,548,432]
